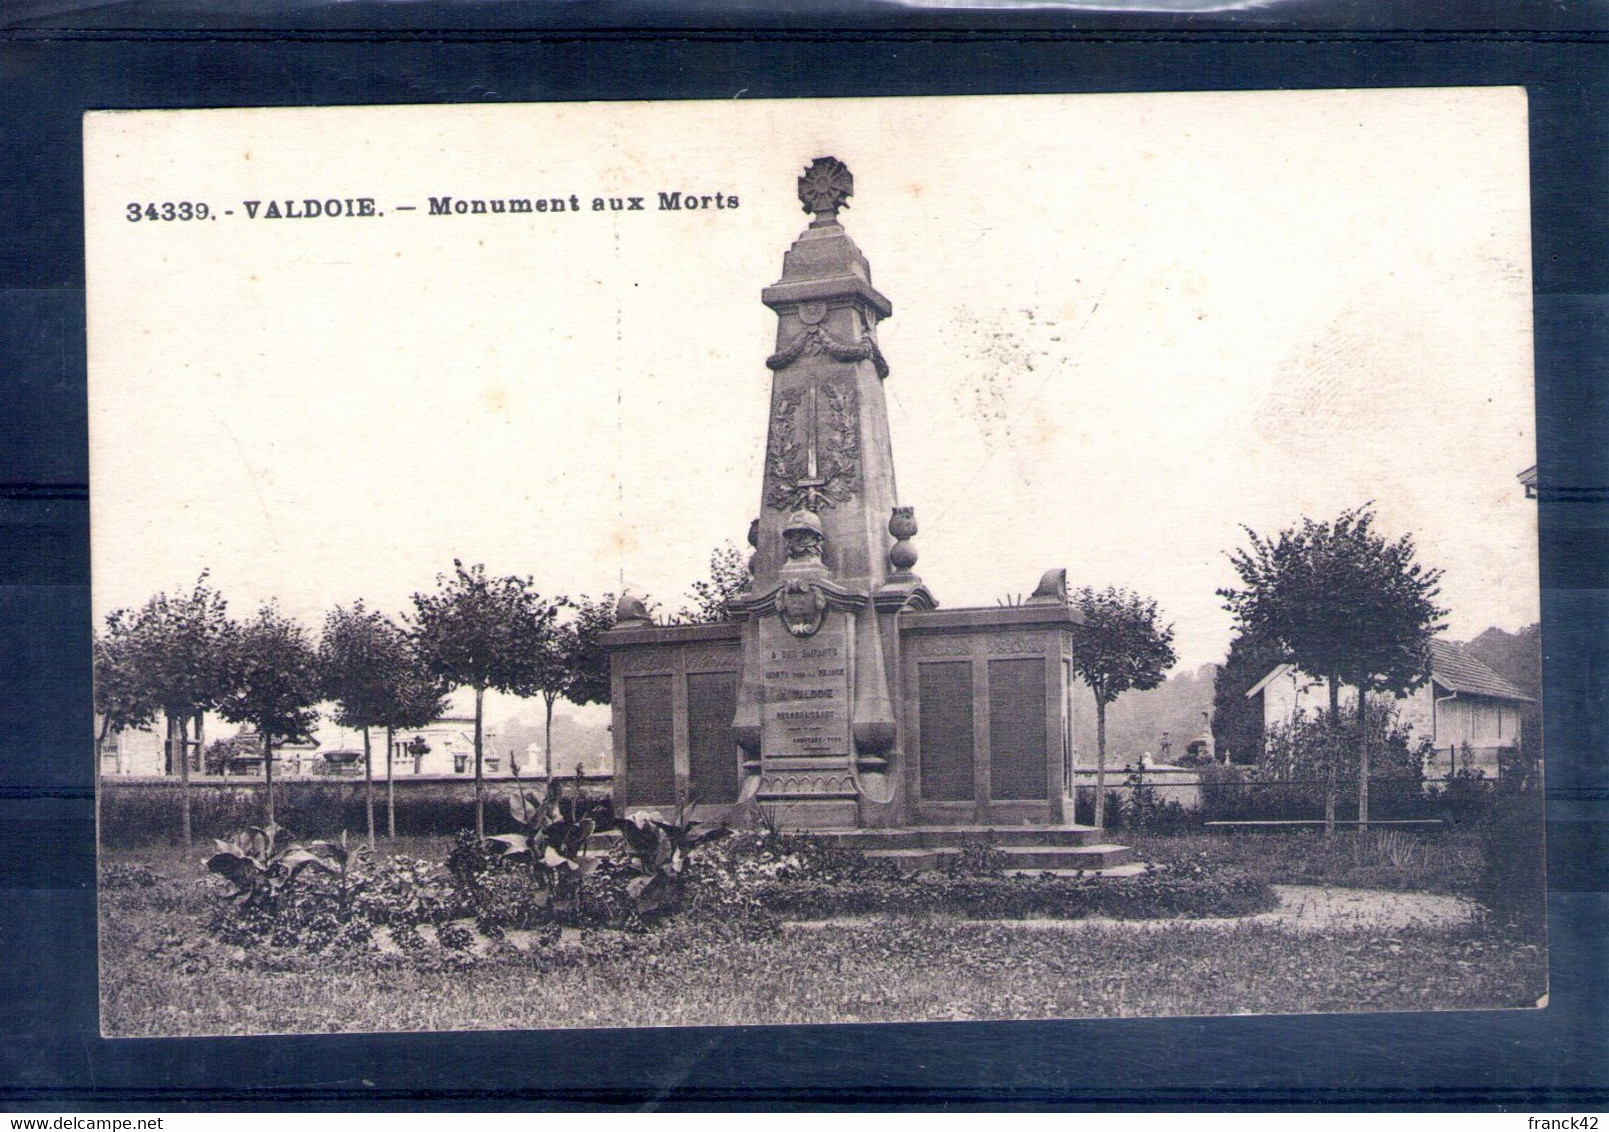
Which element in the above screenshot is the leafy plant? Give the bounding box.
[615,808,733,915]
[308,830,371,916]
[484,771,602,907]
[204,823,331,908]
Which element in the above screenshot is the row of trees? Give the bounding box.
[94,563,622,847]
[1067,505,1446,835]
[96,510,1442,842]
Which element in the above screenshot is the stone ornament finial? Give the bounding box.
[614,590,654,625]
[798,157,853,227]
[888,505,918,573]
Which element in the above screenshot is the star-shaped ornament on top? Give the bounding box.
[798,157,853,226]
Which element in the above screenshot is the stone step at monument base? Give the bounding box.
[811,824,1108,851]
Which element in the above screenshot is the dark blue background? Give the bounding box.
[2,5,1604,1108]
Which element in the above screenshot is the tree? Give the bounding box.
[117,574,234,844]
[218,604,322,826]
[528,597,576,782]
[93,610,160,774]
[559,594,616,709]
[410,560,561,838]
[550,594,617,776]
[372,658,450,839]
[674,542,752,624]
[1071,586,1178,830]
[1219,505,1447,832]
[1210,630,1287,765]
[527,593,619,780]
[319,601,408,850]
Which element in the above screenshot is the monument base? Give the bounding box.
[603,598,1087,829]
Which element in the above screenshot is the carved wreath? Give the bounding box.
[766,324,889,380]
[764,378,861,513]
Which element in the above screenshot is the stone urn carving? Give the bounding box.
[888,505,918,573]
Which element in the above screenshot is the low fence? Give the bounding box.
[1070,767,1502,832]
[99,773,614,848]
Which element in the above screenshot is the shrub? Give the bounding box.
[1115,766,1195,834]
[354,853,457,926]
[1475,747,1546,935]
[1426,762,1495,827]
[940,834,1007,877]
[436,922,476,951]
[1248,702,1431,822]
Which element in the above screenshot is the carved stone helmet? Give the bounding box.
[783,509,825,540]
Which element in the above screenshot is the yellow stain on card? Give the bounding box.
[602,525,641,559]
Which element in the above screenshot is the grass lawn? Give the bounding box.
[1130,826,1485,895]
[97,834,1546,1036]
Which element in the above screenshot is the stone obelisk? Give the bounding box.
[729,157,933,828]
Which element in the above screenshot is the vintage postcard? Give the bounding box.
[87,91,1544,1037]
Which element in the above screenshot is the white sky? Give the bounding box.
[85,89,1538,708]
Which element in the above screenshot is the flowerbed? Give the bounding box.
[749,858,1278,921]
[104,821,1282,985]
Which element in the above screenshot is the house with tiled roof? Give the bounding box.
[1245,638,1534,776]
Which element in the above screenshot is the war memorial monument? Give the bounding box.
[604,159,1131,869]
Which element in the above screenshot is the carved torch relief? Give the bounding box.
[763,375,862,515]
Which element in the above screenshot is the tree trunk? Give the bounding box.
[1094,698,1108,831]
[544,694,555,781]
[177,713,192,847]
[95,714,110,766]
[363,725,375,851]
[263,730,276,826]
[385,725,396,840]
[1357,687,1370,830]
[1325,674,1340,837]
[194,711,205,777]
[473,685,485,841]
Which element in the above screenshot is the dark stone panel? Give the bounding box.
[989,657,1048,801]
[918,660,973,802]
[686,670,739,807]
[621,675,675,807]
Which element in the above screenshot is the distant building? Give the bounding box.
[1518,464,1537,499]
[99,713,602,780]
[97,724,166,776]
[369,717,491,777]
[96,722,318,777]
[1245,638,1534,775]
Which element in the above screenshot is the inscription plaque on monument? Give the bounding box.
[759,612,853,758]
